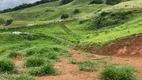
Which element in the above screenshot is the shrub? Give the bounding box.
[8,51,21,58]
[90,0,103,4]
[0,59,15,72]
[5,19,13,26]
[60,0,73,5]
[74,9,80,14]
[79,19,88,24]
[24,57,45,67]
[61,14,69,19]
[0,18,5,25]
[27,64,56,76]
[106,0,121,5]
[79,61,98,72]
[100,64,137,80]
[89,9,139,29]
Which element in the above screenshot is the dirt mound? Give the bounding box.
[86,35,142,57]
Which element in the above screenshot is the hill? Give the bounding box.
[0,0,142,80]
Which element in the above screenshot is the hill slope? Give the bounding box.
[0,0,142,80]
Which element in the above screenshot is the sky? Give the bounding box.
[0,0,40,10]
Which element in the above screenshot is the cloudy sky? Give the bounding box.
[0,0,40,10]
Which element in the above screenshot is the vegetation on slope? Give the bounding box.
[0,0,142,79]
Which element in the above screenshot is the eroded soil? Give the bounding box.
[37,48,142,80]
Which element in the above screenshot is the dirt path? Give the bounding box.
[37,48,100,80]
[12,56,25,73]
[37,48,142,80]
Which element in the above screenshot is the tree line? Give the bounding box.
[0,0,57,13]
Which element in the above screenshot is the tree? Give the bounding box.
[60,0,73,5]
[0,18,5,25]
[90,0,103,4]
[5,19,13,26]
[0,0,57,13]
[73,9,80,14]
[61,14,69,19]
[106,0,121,5]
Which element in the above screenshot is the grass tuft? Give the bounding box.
[8,51,21,58]
[27,63,57,76]
[68,58,78,64]
[24,57,45,67]
[79,61,98,72]
[100,64,137,80]
[0,59,15,72]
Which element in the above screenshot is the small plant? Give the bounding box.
[68,58,78,64]
[61,14,69,19]
[79,61,98,72]
[0,59,15,72]
[24,57,45,67]
[85,53,96,58]
[8,51,21,58]
[27,63,56,76]
[100,64,137,80]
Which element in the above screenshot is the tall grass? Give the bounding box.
[100,64,137,80]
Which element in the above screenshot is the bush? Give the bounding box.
[79,61,98,72]
[24,57,45,67]
[90,0,103,4]
[0,18,5,25]
[79,19,88,24]
[106,0,121,5]
[74,9,80,14]
[89,9,140,29]
[0,59,15,72]
[100,64,137,80]
[27,64,56,76]
[8,51,21,58]
[5,19,13,26]
[61,14,69,19]
[60,0,73,5]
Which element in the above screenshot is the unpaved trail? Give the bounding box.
[37,48,100,80]
[37,48,142,80]
[12,56,25,73]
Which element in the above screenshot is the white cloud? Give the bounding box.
[0,0,40,10]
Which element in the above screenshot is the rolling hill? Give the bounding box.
[0,0,142,80]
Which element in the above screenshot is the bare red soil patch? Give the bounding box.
[12,56,25,73]
[12,56,25,62]
[37,48,100,80]
[37,48,142,80]
[85,35,142,57]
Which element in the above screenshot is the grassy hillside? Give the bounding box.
[0,0,108,24]
[0,0,142,47]
[0,0,142,79]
